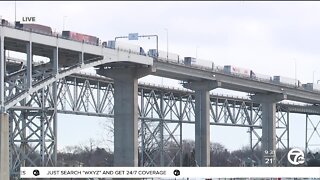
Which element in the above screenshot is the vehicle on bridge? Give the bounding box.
[148,49,182,63]
[1,19,10,26]
[273,76,302,87]
[103,40,147,55]
[250,70,272,82]
[302,83,320,92]
[62,30,100,45]
[184,57,215,70]
[2,18,101,46]
[15,21,52,35]
[224,65,251,77]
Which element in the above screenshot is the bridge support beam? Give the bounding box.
[26,42,32,89]
[97,66,152,166]
[183,80,221,167]
[0,113,9,180]
[0,34,4,111]
[0,31,9,180]
[251,93,286,166]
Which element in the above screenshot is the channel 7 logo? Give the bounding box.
[287,148,305,165]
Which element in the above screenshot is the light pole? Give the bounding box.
[163,28,168,86]
[14,0,17,22]
[196,46,199,59]
[294,59,297,86]
[313,70,317,84]
[164,28,168,60]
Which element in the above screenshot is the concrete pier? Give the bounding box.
[0,113,9,180]
[97,66,152,166]
[183,80,221,166]
[251,93,286,166]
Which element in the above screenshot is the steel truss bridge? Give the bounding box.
[1,25,320,179]
[5,72,320,177]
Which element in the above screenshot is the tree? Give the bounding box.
[57,139,114,166]
[210,142,230,166]
[103,119,162,166]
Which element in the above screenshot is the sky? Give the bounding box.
[1,1,320,152]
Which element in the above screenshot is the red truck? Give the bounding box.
[15,21,52,35]
[62,31,99,45]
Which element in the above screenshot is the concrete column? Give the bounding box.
[52,82,58,165]
[159,92,165,166]
[53,48,59,75]
[0,29,9,180]
[79,51,84,65]
[0,34,4,111]
[183,80,221,167]
[140,88,145,166]
[97,66,152,167]
[251,93,286,167]
[26,42,32,89]
[52,48,59,165]
[0,113,9,180]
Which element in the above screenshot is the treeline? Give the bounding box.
[56,140,320,167]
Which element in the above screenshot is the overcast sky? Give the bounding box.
[1,1,319,152]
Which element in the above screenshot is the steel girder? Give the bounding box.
[305,114,320,156]
[56,77,114,116]
[9,83,57,177]
[275,106,290,166]
[139,89,183,167]
[249,105,289,166]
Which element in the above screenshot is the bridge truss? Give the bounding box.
[7,72,320,176]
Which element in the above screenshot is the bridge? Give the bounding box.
[1,25,320,179]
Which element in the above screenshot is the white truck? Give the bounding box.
[184,57,214,70]
[148,49,181,63]
[105,40,146,55]
[250,71,272,82]
[273,76,301,87]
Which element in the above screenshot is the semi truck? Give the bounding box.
[273,76,301,87]
[224,65,251,77]
[62,31,99,45]
[148,49,181,63]
[104,40,146,55]
[184,57,214,70]
[15,21,52,35]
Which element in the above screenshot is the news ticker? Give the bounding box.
[21,167,320,178]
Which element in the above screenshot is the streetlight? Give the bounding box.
[313,70,317,84]
[163,28,169,86]
[196,46,199,59]
[14,0,17,22]
[294,58,297,86]
[164,28,168,60]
